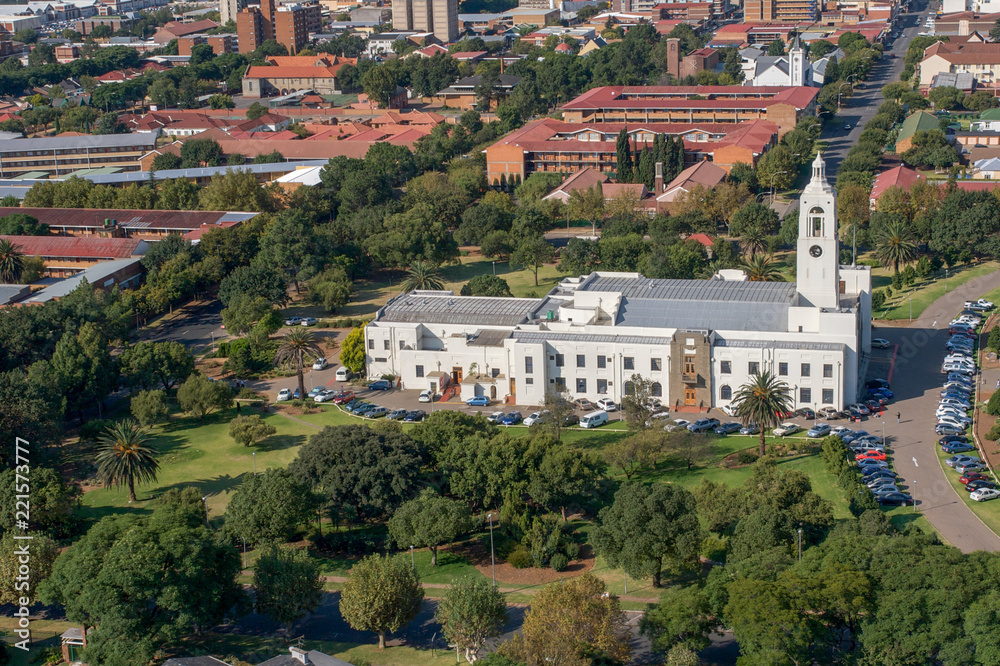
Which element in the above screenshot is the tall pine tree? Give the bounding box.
[638,147,655,189]
[673,137,685,180]
[616,129,633,183]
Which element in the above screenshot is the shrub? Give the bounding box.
[988,326,1000,353]
[987,390,1000,417]
[131,389,168,426]
[549,553,568,572]
[79,419,113,442]
[564,541,580,561]
[736,449,759,465]
[988,423,1000,441]
[507,545,532,569]
[699,534,727,562]
[871,289,886,311]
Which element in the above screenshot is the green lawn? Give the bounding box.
[934,439,1000,536]
[871,261,999,321]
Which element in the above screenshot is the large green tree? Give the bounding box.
[339,554,424,649]
[117,341,194,392]
[387,489,473,566]
[436,577,508,663]
[223,468,317,546]
[253,544,324,631]
[176,374,234,419]
[95,419,159,503]
[732,370,793,457]
[273,328,324,403]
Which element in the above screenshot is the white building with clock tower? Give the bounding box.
[364,152,873,412]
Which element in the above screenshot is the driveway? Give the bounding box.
[874,269,1000,552]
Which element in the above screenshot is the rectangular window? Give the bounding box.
[577,354,586,368]
[624,357,634,370]
[525,377,534,385]
[800,387,812,404]
[651,358,662,371]
[823,364,833,378]
[555,354,564,367]
[778,362,788,376]
[684,356,695,375]
[383,339,390,350]
[749,361,760,375]
[801,363,810,377]
[597,379,608,394]
[368,339,374,350]
[415,365,424,378]
[822,388,834,404]
[525,357,533,374]
[576,378,587,393]
[555,377,566,390]
[721,360,731,374]
[597,356,607,369]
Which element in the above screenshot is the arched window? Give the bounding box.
[809,206,824,237]
[651,382,662,397]
[720,385,732,400]
[624,381,635,396]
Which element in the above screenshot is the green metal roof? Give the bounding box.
[898,111,940,143]
[12,171,49,179]
[980,108,1000,121]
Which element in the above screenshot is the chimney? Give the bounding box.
[289,647,311,664]
[655,161,663,194]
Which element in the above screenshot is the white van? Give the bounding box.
[580,410,609,429]
[335,366,351,382]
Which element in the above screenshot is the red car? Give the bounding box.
[332,391,356,405]
[856,451,887,462]
[960,472,992,485]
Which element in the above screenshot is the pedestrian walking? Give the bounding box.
[897,412,900,424]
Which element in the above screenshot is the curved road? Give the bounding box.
[876,271,1000,552]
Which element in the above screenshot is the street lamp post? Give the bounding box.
[797,526,803,562]
[487,512,496,587]
[201,496,209,527]
[410,544,415,570]
[492,261,496,275]
[837,82,853,111]
[240,536,247,569]
[252,451,256,474]
[909,297,913,321]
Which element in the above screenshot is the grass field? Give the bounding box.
[934,439,1000,537]
[871,261,999,321]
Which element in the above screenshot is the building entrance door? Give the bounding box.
[452,367,463,384]
[684,388,696,406]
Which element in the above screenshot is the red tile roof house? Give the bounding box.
[151,19,219,46]
[655,159,728,210]
[0,234,148,277]
[241,55,358,98]
[868,165,924,210]
[0,207,257,241]
[541,168,656,212]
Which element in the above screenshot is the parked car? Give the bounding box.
[971,488,1000,502]
[688,418,721,433]
[959,472,991,485]
[936,423,967,436]
[943,442,976,454]
[740,424,761,435]
[714,422,741,435]
[665,419,690,432]
[858,459,890,470]
[308,387,326,398]
[966,480,997,492]
[941,435,971,446]
[976,298,994,309]
[418,389,434,403]
[956,460,986,473]
[366,406,388,418]
[501,411,523,426]
[856,451,887,462]
[312,357,328,370]
[964,300,989,311]
[820,407,841,420]
[795,408,816,419]
[872,338,891,349]
[403,410,426,422]
[877,492,913,506]
[574,398,596,411]
[866,379,890,390]
[300,317,318,326]
[807,424,832,438]
[368,380,392,391]
[523,411,549,426]
[721,404,738,417]
[849,403,871,416]
[486,411,505,424]
[948,455,981,468]
[351,402,374,415]
[284,316,304,326]
[332,391,356,405]
[863,469,897,482]
[870,485,900,496]
[868,477,897,489]
[314,390,339,403]
[386,409,408,420]
[277,388,291,402]
[563,413,581,426]
[842,430,870,444]
[596,398,618,412]
[466,395,490,407]
[773,422,801,437]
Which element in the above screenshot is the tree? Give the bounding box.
[199,169,276,212]
[221,293,277,336]
[729,201,779,239]
[130,389,168,427]
[502,573,630,665]
[307,266,352,313]
[740,254,784,282]
[339,326,366,374]
[0,532,57,604]
[0,467,79,539]
[665,430,715,470]
[95,419,159,503]
[756,145,798,193]
[766,38,785,55]
[223,468,316,547]
[641,585,720,654]
[118,341,194,391]
[732,370,793,457]
[49,321,116,421]
[339,554,424,649]
[273,328,324,403]
[177,374,234,419]
[436,578,508,664]
[229,414,277,447]
[602,431,662,479]
[461,274,512,297]
[592,483,702,588]
[873,219,918,274]
[388,489,473,566]
[246,101,268,120]
[218,264,287,307]
[362,66,399,108]
[0,213,46,235]
[616,128,633,182]
[38,489,244,665]
[156,177,200,210]
[253,544,323,631]
[529,441,605,520]
[401,260,445,292]
[290,425,426,523]
[367,203,460,267]
[152,152,182,170]
[510,235,556,286]
[568,183,605,235]
[0,238,23,282]
[208,93,235,109]
[180,139,224,168]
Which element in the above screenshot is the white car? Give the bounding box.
[596,398,618,412]
[665,419,690,432]
[312,357,328,370]
[773,422,800,437]
[523,411,550,426]
[871,338,890,349]
[971,488,1000,502]
[284,316,304,326]
[486,411,505,424]
[832,426,853,436]
[314,391,337,403]
[418,389,434,403]
[277,388,291,401]
[721,404,738,417]
[977,299,994,309]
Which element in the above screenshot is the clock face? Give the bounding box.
[809,245,823,258]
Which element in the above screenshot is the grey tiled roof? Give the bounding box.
[0,133,156,154]
[379,293,543,326]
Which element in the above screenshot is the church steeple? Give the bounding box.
[805,152,834,195]
[789,35,806,87]
[796,151,839,309]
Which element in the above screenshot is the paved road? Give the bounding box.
[875,270,1000,552]
[144,298,226,351]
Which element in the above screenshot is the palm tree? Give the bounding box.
[740,227,768,258]
[732,371,793,458]
[400,261,444,292]
[873,220,918,275]
[96,419,159,503]
[274,328,324,402]
[740,254,784,282]
[0,238,24,283]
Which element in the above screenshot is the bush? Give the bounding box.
[79,419,113,442]
[507,545,532,569]
[871,289,886,311]
[699,534,727,562]
[564,541,580,561]
[988,326,1000,353]
[549,553,568,571]
[988,423,1000,441]
[987,391,1000,417]
[736,449,759,465]
[131,389,168,426]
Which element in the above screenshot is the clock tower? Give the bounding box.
[796,152,840,309]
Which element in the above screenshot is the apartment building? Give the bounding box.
[392,0,459,42]
[744,0,817,22]
[177,33,235,55]
[241,54,356,96]
[274,4,309,54]
[367,154,871,411]
[0,133,156,178]
[0,235,148,277]
[559,85,819,137]
[485,118,778,188]
[918,36,1000,88]
[220,0,247,25]
[0,207,258,241]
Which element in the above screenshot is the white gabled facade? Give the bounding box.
[366,152,871,411]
